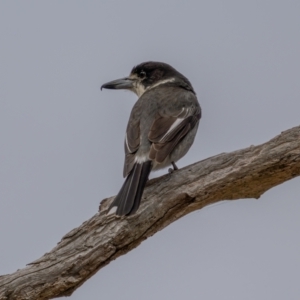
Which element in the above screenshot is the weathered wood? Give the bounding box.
[1,125,300,300]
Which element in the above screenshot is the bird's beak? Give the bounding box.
[101,77,134,91]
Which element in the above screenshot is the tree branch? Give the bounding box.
[1,125,300,300]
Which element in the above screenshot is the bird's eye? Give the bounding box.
[139,71,146,78]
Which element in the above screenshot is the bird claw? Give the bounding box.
[168,162,179,173]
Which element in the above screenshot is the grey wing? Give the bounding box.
[148,103,201,164]
[123,105,141,177]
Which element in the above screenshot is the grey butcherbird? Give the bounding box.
[101,61,201,216]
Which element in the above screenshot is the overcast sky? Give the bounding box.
[1,1,300,299]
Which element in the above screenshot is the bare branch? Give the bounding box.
[1,125,300,300]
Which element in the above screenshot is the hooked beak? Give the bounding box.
[101,77,134,91]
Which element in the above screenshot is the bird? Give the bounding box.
[101,61,201,216]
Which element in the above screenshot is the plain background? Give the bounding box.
[1,1,300,299]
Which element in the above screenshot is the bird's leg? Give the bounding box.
[172,161,178,170]
[168,161,179,173]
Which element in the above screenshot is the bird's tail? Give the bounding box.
[108,161,152,216]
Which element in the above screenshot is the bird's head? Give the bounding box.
[101,61,194,97]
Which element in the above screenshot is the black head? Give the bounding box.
[101,61,194,97]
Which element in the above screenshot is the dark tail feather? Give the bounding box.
[108,161,152,216]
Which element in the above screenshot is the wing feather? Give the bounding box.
[123,117,140,177]
[148,107,201,163]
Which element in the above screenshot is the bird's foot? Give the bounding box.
[172,162,179,170]
[168,162,179,173]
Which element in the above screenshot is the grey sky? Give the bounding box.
[1,1,300,299]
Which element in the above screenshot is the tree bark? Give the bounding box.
[1,125,300,300]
